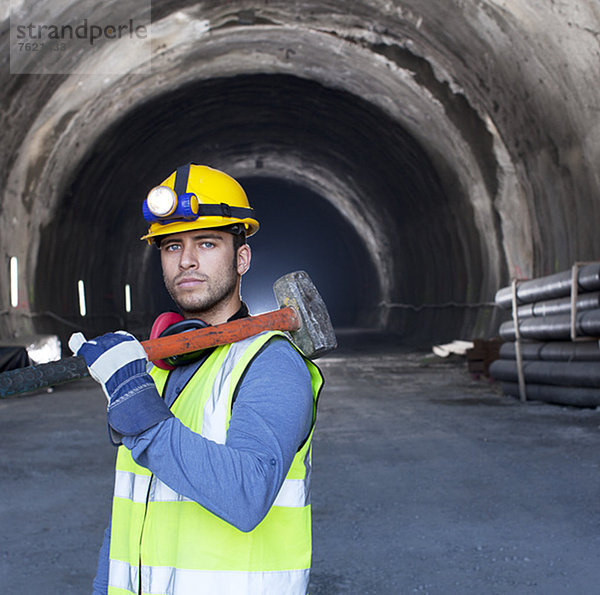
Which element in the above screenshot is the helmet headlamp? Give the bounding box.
[143,185,199,224]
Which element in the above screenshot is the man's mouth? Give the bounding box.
[175,276,207,288]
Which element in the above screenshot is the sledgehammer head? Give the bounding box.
[273,270,337,359]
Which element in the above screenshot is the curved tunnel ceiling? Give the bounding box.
[36,73,480,342]
[2,1,600,346]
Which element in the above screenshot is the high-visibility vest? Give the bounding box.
[107,331,323,595]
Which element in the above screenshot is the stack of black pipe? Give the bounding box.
[489,263,600,407]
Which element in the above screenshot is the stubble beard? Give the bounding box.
[164,265,239,318]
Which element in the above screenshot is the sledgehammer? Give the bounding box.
[0,271,336,398]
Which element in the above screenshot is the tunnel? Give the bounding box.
[2,1,600,349]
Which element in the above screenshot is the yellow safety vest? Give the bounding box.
[107,331,323,595]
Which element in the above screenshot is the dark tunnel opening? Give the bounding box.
[231,177,378,325]
[33,72,488,349]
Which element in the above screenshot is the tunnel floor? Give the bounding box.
[2,335,600,593]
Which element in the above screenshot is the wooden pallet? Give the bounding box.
[466,338,503,377]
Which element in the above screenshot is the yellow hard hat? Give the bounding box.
[141,163,259,243]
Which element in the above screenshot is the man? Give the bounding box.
[70,164,324,595]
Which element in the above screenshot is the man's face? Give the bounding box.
[159,229,250,320]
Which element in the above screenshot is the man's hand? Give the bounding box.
[69,331,149,400]
[69,331,173,444]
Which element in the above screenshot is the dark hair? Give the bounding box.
[231,227,247,269]
[232,229,247,252]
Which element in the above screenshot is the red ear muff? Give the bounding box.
[150,311,185,340]
[159,319,213,368]
[149,312,185,370]
[149,313,213,370]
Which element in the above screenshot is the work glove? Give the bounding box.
[69,331,173,445]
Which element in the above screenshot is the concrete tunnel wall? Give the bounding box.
[1,1,599,348]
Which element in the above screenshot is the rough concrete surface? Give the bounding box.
[3,1,600,346]
[2,336,600,594]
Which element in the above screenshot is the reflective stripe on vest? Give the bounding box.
[108,331,323,595]
[109,558,310,595]
[113,468,311,508]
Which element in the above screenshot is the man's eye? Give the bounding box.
[201,241,215,249]
[164,244,180,252]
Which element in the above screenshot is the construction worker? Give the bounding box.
[69,164,324,595]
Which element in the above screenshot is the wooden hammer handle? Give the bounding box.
[142,306,300,361]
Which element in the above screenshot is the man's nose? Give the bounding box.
[179,244,198,269]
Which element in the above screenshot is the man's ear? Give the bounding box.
[237,244,251,275]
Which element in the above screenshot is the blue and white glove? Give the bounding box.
[69,331,173,444]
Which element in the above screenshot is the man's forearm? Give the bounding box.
[122,416,289,531]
